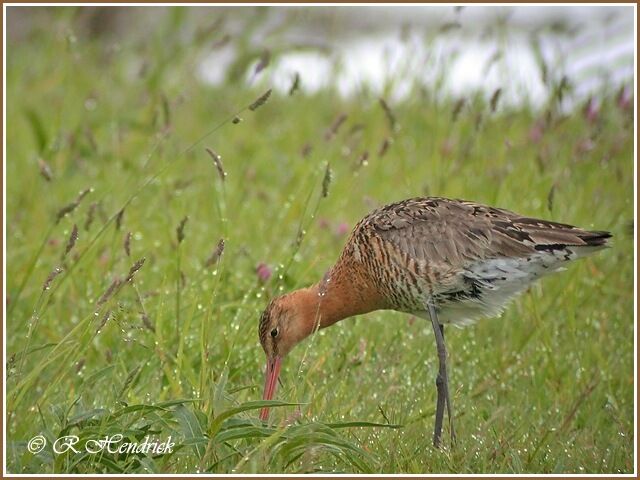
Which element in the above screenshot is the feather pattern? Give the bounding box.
[335,197,610,325]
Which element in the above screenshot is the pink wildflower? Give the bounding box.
[335,222,350,236]
[256,263,272,282]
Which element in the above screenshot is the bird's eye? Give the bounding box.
[270,328,279,338]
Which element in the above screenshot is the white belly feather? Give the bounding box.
[414,248,592,326]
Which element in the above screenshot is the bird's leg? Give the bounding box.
[440,323,456,445]
[427,301,455,448]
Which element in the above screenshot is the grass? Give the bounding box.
[5,7,635,474]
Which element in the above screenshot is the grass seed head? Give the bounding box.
[321,163,332,198]
[555,75,570,105]
[56,202,78,223]
[289,72,300,96]
[490,88,502,112]
[379,98,397,131]
[249,88,272,111]
[55,188,92,224]
[206,148,226,182]
[205,238,225,267]
[378,138,391,158]
[123,231,132,257]
[42,266,63,291]
[294,228,306,248]
[325,113,348,141]
[126,258,146,282]
[95,309,111,334]
[547,183,556,213]
[176,216,189,244]
[97,277,122,307]
[115,208,125,231]
[254,50,271,76]
[62,224,79,259]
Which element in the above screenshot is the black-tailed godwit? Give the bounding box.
[258,197,611,447]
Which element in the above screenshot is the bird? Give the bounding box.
[258,196,611,447]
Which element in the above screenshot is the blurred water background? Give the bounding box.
[7,5,635,108]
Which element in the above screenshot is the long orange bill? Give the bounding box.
[259,356,282,421]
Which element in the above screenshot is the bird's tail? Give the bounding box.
[580,230,612,246]
[569,229,612,258]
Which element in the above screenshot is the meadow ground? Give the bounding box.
[5,10,635,474]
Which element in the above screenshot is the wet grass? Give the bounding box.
[5,8,635,474]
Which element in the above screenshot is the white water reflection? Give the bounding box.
[197,6,634,107]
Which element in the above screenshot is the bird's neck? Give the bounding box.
[292,265,384,337]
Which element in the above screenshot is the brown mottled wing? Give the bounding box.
[362,197,609,269]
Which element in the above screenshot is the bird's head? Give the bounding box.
[258,291,317,421]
